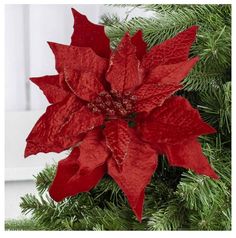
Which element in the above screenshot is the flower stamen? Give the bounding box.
[87,90,136,119]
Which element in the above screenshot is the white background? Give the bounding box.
[5,4,151,219]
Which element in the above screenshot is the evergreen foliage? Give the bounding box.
[18,4,231,230]
[5,219,46,231]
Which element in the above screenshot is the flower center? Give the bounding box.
[87,90,136,119]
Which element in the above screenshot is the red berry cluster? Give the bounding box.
[87,90,136,119]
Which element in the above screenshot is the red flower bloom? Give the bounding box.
[25,9,218,221]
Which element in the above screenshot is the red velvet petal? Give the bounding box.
[48,42,108,76]
[134,83,182,113]
[146,57,199,84]
[78,129,109,172]
[49,129,109,201]
[106,33,142,93]
[161,139,219,179]
[108,132,157,221]
[60,106,104,139]
[71,8,111,59]
[139,96,216,146]
[30,74,70,104]
[142,26,198,71]
[64,69,104,102]
[131,30,147,60]
[104,119,130,169]
[25,95,84,157]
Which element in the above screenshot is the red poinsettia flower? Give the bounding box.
[25,8,218,221]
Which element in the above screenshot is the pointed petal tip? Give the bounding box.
[29,77,36,83]
[47,41,56,50]
[207,168,219,180]
[193,25,199,31]
[24,146,32,158]
[204,124,217,135]
[117,32,133,48]
[194,160,219,180]
[29,76,41,85]
[178,25,198,44]
[191,167,219,180]
[135,29,142,35]
[71,8,86,18]
[24,152,29,158]
[212,173,220,180]
[192,25,199,29]
[24,142,39,158]
[192,55,200,62]
[133,191,145,223]
[190,56,200,66]
[71,7,76,14]
[47,41,61,50]
[201,170,219,180]
[133,30,143,39]
[123,32,131,39]
[135,211,143,223]
[188,25,199,39]
[137,217,142,223]
[131,29,147,60]
[186,25,199,33]
[132,29,144,39]
[211,127,217,134]
[47,41,59,48]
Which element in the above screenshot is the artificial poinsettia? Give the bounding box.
[25,8,218,222]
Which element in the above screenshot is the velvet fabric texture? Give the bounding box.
[25,8,218,221]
